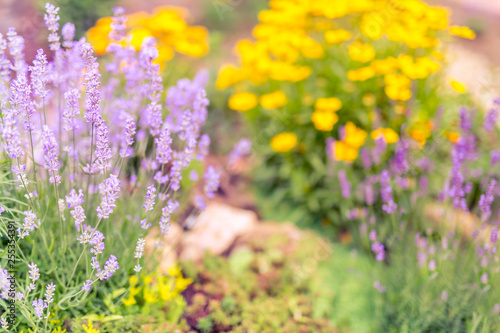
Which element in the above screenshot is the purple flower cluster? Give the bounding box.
[380,170,397,213]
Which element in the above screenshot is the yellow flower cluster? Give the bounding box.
[122,264,192,306]
[88,7,208,64]
[82,321,100,333]
[311,97,341,131]
[217,0,473,99]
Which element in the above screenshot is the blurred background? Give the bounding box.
[2,0,499,104]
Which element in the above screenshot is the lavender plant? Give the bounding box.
[0,4,220,331]
[332,100,500,331]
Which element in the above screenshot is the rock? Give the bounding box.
[145,223,183,274]
[179,202,259,261]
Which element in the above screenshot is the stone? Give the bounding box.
[179,202,258,261]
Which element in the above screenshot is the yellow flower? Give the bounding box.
[343,122,367,148]
[315,97,342,112]
[347,67,375,81]
[311,111,339,131]
[228,92,258,112]
[450,79,467,94]
[410,129,427,145]
[371,57,397,75]
[371,128,399,144]
[82,321,100,333]
[385,85,412,101]
[324,29,352,43]
[449,26,476,39]
[122,294,137,306]
[260,91,287,109]
[216,64,244,90]
[333,141,359,163]
[270,132,298,152]
[348,41,375,63]
[447,131,460,143]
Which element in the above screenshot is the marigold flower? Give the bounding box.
[311,111,339,132]
[228,92,258,112]
[270,132,297,152]
[260,90,287,109]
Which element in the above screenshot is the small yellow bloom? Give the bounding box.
[410,129,427,146]
[447,131,460,143]
[450,79,467,94]
[333,141,359,163]
[348,41,375,63]
[449,26,476,39]
[344,122,367,148]
[371,57,397,75]
[371,128,399,144]
[270,132,298,152]
[311,111,339,131]
[82,321,100,333]
[325,29,352,43]
[228,92,258,112]
[347,67,375,81]
[385,85,412,101]
[216,64,243,90]
[315,97,342,112]
[260,91,287,109]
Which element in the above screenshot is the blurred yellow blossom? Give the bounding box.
[315,97,342,112]
[371,128,399,144]
[344,122,367,148]
[228,92,259,111]
[87,6,208,66]
[82,321,100,333]
[450,79,467,94]
[261,91,288,109]
[312,111,339,131]
[333,141,359,163]
[271,132,298,152]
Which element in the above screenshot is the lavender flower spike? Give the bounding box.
[227,138,251,167]
[204,166,220,198]
[44,3,60,51]
[380,170,397,214]
[42,125,61,185]
[478,179,497,221]
[96,174,121,219]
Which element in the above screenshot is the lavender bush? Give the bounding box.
[333,100,500,331]
[0,4,220,331]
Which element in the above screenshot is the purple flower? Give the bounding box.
[484,106,498,132]
[478,179,497,221]
[96,174,121,219]
[29,49,49,104]
[119,116,136,158]
[81,43,101,123]
[204,166,220,198]
[11,72,36,130]
[82,280,92,292]
[42,125,61,184]
[371,242,385,261]
[360,148,372,169]
[491,229,498,244]
[338,169,351,199]
[194,195,206,210]
[96,255,119,281]
[228,138,252,167]
[61,22,75,48]
[109,7,127,43]
[459,106,472,132]
[134,238,145,259]
[32,299,47,319]
[63,89,81,131]
[44,3,60,51]
[155,128,173,164]
[196,134,210,161]
[380,170,397,214]
[481,272,489,284]
[89,230,105,255]
[143,185,156,212]
[159,200,178,234]
[91,118,113,173]
[1,109,24,159]
[169,159,183,191]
